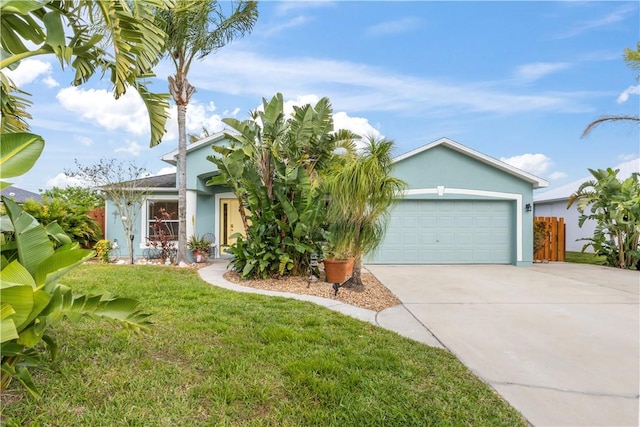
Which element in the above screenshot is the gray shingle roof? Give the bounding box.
[0,186,42,203]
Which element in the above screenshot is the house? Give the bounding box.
[105,131,234,260]
[106,135,547,266]
[0,185,42,203]
[533,157,640,252]
[366,138,547,266]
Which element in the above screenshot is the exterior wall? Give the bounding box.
[104,199,145,259]
[534,199,596,252]
[392,145,535,266]
[185,141,225,190]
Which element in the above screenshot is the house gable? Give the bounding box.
[393,138,547,196]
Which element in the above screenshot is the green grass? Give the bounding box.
[1,264,526,426]
[565,251,607,265]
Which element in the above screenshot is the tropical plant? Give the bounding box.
[207,93,357,278]
[21,197,103,249]
[66,159,152,264]
[582,43,640,137]
[567,168,640,269]
[146,207,177,264]
[324,136,407,290]
[0,197,151,398]
[41,186,104,210]
[156,0,258,264]
[93,239,113,264]
[187,235,210,253]
[0,0,172,146]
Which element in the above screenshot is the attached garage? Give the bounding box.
[366,138,548,266]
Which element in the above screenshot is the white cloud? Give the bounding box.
[75,136,93,147]
[366,18,422,36]
[163,100,227,141]
[3,59,52,87]
[275,1,335,15]
[500,153,554,176]
[115,140,143,156]
[57,87,149,134]
[259,16,311,37]
[549,171,568,180]
[45,173,87,189]
[554,4,637,39]
[178,50,590,116]
[42,76,60,88]
[618,153,638,162]
[333,112,381,140]
[515,62,571,82]
[617,85,640,103]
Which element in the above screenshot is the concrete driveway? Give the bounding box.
[366,263,639,427]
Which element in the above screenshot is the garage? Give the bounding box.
[368,200,513,264]
[365,138,548,266]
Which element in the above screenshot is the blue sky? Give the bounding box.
[7,1,639,194]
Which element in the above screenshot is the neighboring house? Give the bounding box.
[106,134,547,266]
[0,185,42,203]
[534,157,640,252]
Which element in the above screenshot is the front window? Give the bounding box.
[148,200,178,242]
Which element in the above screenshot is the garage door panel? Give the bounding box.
[369,200,513,264]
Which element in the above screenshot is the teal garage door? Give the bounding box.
[368,200,513,264]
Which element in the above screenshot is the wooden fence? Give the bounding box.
[88,207,105,240]
[534,216,565,262]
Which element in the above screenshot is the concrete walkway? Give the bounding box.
[198,261,639,426]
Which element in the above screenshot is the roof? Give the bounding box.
[393,137,549,189]
[161,130,236,165]
[0,185,42,203]
[534,157,640,203]
[133,173,176,188]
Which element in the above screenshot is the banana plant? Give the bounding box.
[0,197,151,398]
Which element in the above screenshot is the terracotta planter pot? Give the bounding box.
[192,250,207,263]
[323,258,354,284]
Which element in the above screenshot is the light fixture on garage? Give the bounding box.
[525,203,532,212]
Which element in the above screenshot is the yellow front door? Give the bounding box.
[220,198,246,253]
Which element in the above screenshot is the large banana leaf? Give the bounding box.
[0,133,44,189]
[2,197,54,275]
[35,248,95,291]
[1,304,19,343]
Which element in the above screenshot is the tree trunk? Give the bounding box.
[177,103,187,264]
[168,73,195,265]
[342,259,365,291]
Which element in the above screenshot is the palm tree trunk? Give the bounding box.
[177,103,187,264]
[168,73,194,265]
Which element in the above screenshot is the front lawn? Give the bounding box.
[565,251,607,265]
[1,264,526,426]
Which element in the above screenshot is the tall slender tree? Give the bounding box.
[157,0,258,263]
[324,136,407,290]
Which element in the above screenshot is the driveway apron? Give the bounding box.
[366,263,640,427]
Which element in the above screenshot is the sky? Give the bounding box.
[6,1,639,195]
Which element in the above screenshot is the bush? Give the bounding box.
[21,197,102,248]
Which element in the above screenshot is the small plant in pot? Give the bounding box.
[321,234,355,285]
[187,235,210,263]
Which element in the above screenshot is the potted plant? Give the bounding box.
[187,234,210,263]
[322,236,355,284]
[322,136,406,290]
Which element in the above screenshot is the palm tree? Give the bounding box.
[582,44,640,138]
[325,136,407,290]
[1,0,172,146]
[156,0,258,264]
